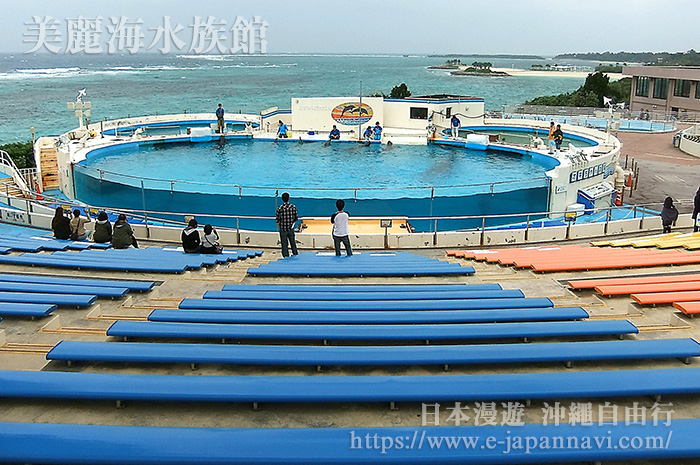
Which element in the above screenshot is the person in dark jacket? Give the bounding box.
[693,187,700,232]
[111,214,138,249]
[51,207,71,240]
[92,211,112,243]
[661,196,679,234]
[182,219,201,253]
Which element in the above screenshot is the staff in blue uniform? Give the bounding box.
[363,126,373,141]
[277,120,288,138]
[373,121,382,140]
[329,125,341,140]
[215,104,225,134]
[450,114,461,139]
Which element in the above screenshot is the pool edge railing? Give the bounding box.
[0,178,694,250]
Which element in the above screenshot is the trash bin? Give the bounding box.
[673,132,682,148]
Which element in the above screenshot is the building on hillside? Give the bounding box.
[623,66,700,120]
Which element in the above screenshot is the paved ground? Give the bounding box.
[616,127,700,212]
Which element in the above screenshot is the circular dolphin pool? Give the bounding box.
[72,133,573,232]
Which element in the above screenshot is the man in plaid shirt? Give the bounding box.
[276,192,299,257]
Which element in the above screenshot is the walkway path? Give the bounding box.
[616,126,700,210]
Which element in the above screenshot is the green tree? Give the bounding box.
[0,141,35,169]
[581,72,610,106]
[524,73,632,107]
[389,83,412,99]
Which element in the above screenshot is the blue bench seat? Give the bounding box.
[0,420,695,464]
[178,297,553,312]
[203,289,524,301]
[0,291,97,307]
[0,273,154,291]
[0,240,43,252]
[0,235,69,251]
[46,251,212,269]
[47,338,700,367]
[0,366,697,404]
[0,281,127,298]
[0,302,57,318]
[149,307,589,325]
[0,254,187,273]
[220,284,502,293]
[247,266,475,277]
[107,320,638,342]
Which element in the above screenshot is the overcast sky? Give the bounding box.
[4,0,699,55]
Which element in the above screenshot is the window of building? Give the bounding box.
[653,78,669,99]
[674,79,691,98]
[696,82,700,99]
[410,107,428,120]
[635,76,650,97]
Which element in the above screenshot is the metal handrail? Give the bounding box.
[0,177,692,234]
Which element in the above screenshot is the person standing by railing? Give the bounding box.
[276,192,298,258]
[661,197,679,234]
[331,199,352,256]
[547,121,556,154]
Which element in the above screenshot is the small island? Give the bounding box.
[429,60,509,76]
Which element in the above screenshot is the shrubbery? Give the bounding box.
[0,141,35,169]
[525,72,632,107]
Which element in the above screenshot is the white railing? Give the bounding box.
[0,176,695,250]
[0,150,35,194]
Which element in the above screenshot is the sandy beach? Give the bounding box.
[492,67,624,80]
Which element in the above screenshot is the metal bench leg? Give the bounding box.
[389,402,398,411]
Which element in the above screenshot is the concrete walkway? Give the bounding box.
[616,126,700,211]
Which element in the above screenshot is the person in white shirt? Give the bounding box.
[331,199,352,256]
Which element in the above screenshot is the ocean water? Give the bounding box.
[0,53,589,144]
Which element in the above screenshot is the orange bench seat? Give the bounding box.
[632,291,700,306]
[674,301,700,315]
[596,281,700,296]
[568,273,700,290]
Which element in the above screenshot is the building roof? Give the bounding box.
[623,66,700,80]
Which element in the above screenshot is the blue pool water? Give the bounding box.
[80,138,552,198]
[74,138,552,232]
